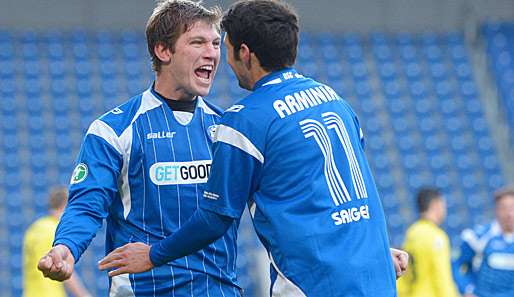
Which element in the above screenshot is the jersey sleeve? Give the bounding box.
[452,230,478,294]
[53,120,123,262]
[201,112,265,219]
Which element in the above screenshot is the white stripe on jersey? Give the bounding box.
[185,123,210,297]
[214,125,264,163]
[174,111,194,125]
[198,96,219,115]
[202,113,231,297]
[118,127,133,219]
[462,222,501,254]
[87,119,123,154]
[462,222,502,270]
[263,78,282,86]
[488,253,514,270]
[159,104,179,297]
[270,254,307,297]
[138,90,164,124]
[110,274,136,297]
[88,90,163,219]
[87,119,132,218]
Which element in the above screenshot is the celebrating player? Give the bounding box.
[37,1,242,296]
[99,0,401,296]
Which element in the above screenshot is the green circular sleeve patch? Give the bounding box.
[70,163,88,184]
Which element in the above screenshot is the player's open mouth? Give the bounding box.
[195,65,214,82]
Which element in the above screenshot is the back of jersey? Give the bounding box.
[205,68,397,296]
[261,69,395,296]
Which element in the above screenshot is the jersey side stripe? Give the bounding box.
[270,254,307,297]
[118,127,133,219]
[110,274,136,297]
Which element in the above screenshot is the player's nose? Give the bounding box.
[203,43,219,59]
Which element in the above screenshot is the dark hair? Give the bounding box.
[146,0,221,72]
[416,187,442,213]
[221,0,299,72]
[494,185,514,203]
[49,186,68,210]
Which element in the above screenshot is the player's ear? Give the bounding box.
[239,43,252,69]
[154,43,172,65]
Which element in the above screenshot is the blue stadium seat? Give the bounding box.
[47,42,65,61]
[75,60,92,78]
[0,60,15,78]
[424,44,443,61]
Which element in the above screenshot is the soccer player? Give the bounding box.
[99,0,400,295]
[23,187,91,297]
[452,186,514,297]
[37,1,242,296]
[396,187,459,297]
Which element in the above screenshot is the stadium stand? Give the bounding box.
[0,28,510,296]
[482,22,514,147]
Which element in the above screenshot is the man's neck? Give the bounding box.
[246,55,271,90]
[154,73,196,101]
[421,213,441,226]
[249,68,271,89]
[50,210,62,220]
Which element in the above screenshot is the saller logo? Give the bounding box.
[150,160,211,185]
[70,163,88,184]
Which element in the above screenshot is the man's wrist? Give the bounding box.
[53,240,78,263]
[149,244,164,267]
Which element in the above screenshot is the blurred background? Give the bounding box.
[1,0,513,296]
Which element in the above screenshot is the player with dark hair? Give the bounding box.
[397,187,459,297]
[452,186,514,297]
[37,1,242,296]
[24,187,91,297]
[99,1,403,296]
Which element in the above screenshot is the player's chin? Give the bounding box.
[193,84,212,97]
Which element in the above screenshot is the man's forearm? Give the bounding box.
[149,208,233,266]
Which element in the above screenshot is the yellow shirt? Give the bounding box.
[23,216,66,297]
[397,219,460,297]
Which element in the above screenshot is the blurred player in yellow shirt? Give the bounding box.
[397,187,460,297]
[23,187,91,297]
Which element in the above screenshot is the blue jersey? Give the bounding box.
[201,68,397,296]
[54,87,241,297]
[453,222,514,297]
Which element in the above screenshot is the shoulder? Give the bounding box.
[463,222,498,240]
[25,216,56,240]
[405,221,428,241]
[85,90,163,153]
[97,90,162,136]
[461,222,500,252]
[408,220,447,243]
[221,93,264,125]
[198,96,223,117]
